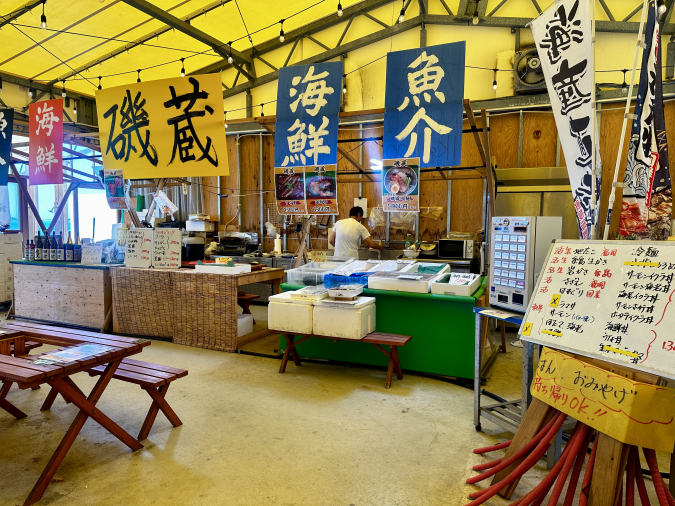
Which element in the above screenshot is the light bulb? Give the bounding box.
[343,85,347,94]
[0,79,3,94]
[493,80,497,90]
[472,11,479,24]
[279,30,284,42]
[61,80,66,98]
[658,0,667,15]
[73,102,77,115]
[398,8,405,22]
[337,2,343,15]
[41,14,47,29]
[28,89,33,98]
[98,77,102,90]
[137,70,141,83]
[622,83,628,94]
[228,54,233,64]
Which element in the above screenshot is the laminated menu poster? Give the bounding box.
[125,229,153,268]
[382,158,420,212]
[519,240,675,380]
[305,165,338,215]
[153,229,181,269]
[104,169,127,210]
[275,166,307,215]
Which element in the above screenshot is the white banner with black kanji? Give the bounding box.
[532,0,601,239]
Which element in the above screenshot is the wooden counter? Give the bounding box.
[10,260,112,331]
[111,267,284,351]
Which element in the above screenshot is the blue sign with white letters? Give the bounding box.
[383,42,465,168]
[274,61,343,168]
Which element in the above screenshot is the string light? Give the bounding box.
[73,100,77,116]
[40,1,47,29]
[337,2,343,16]
[28,80,34,98]
[398,6,405,22]
[227,42,233,64]
[260,103,265,117]
[279,20,285,43]
[61,79,67,98]
[98,76,102,90]
[472,8,479,25]
[621,69,628,94]
[224,111,227,127]
[0,77,3,94]
[492,69,497,90]
[342,74,347,94]
[180,58,185,77]
[658,0,667,16]
[137,69,141,83]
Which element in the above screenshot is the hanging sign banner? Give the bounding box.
[382,158,420,212]
[96,74,228,179]
[104,169,127,210]
[274,61,343,168]
[29,98,63,186]
[383,42,465,168]
[531,0,601,239]
[275,166,307,215]
[532,347,675,452]
[0,108,13,186]
[305,164,338,215]
[619,1,671,240]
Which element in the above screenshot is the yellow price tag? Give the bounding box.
[521,322,533,336]
[549,294,561,308]
[308,250,327,263]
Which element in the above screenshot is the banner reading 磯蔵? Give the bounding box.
[96,74,228,179]
[0,108,14,186]
[619,0,672,240]
[275,166,307,215]
[382,158,420,212]
[29,98,63,185]
[531,0,601,239]
[274,62,343,169]
[305,165,338,215]
[383,42,465,168]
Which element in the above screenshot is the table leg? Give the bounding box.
[385,353,394,389]
[272,278,282,295]
[474,312,483,431]
[499,320,507,353]
[279,334,293,373]
[391,346,403,380]
[0,381,26,419]
[25,361,143,506]
[288,336,301,366]
[138,383,182,441]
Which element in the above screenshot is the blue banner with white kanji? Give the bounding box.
[383,42,465,168]
[274,61,343,168]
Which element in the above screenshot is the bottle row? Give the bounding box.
[24,231,82,262]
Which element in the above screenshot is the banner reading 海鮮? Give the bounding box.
[29,98,63,186]
[0,108,13,186]
[96,74,228,179]
[532,0,601,239]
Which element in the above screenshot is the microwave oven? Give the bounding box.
[438,239,474,259]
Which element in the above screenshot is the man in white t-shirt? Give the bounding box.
[329,207,383,259]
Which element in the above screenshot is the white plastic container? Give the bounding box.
[285,259,354,286]
[430,273,481,297]
[312,296,376,340]
[268,292,314,334]
[289,286,329,301]
[195,263,252,274]
[404,262,450,276]
[237,313,254,337]
[368,271,444,294]
[186,220,216,232]
[369,260,416,272]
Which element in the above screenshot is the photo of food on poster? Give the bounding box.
[382,158,420,212]
[104,169,127,210]
[305,165,338,215]
[275,166,307,215]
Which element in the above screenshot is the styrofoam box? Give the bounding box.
[186,220,216,232]
[367,271,444,294]
[312,297,376,340]
[369,260,416,273]
[237,314,254,337]
[268,292,314,334]
[1,233,23,244]
[430,273,481,297]
[195,263,252,275]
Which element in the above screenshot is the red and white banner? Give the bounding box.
[29,98,63,185]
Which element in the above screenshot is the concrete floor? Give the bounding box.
[0,313,671,506]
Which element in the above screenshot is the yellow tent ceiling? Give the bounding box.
[0,0,362,97]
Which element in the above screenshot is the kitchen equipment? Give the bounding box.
[312,296,376,339]
[327,284,364,300]
[489,216,562,312]
[268,292,315,333]
[403,249,420,258]
[183,236,205,261]
[419,242,438,258]
[438,238,474,260]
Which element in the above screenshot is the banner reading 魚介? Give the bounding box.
[532,0,601,239]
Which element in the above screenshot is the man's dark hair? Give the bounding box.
[349,206,364,218]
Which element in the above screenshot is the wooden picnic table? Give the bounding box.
[0,321,150,506]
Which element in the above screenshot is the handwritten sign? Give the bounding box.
[521,240,675,380]
[125,229,153,268]
[308,250,327,263]
[152,229,181,269]
[80,244,103,265]
[532,347,675,452]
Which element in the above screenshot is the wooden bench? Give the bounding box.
[275,331,412,389]
[237,292,260,323]
[42,358,188,441]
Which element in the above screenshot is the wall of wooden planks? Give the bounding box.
[201,102,675,253]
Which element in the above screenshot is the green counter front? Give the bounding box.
[279,278,487,379]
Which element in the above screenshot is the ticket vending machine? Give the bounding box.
[489,216,562,312]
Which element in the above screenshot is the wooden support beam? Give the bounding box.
[337,146,373,181]
[10,162,47,234]
[46,182,79,236]
[463,100,487,167]
[481,108,496,218]
[73,187,79,242]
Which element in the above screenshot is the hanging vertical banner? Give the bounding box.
[274,61,343,168]
[382,158,420,212]
[96,74,228,179]
[275,166,307,215]
[619,1,671,240]
[383,42,465,168]
[0,108,13,186]
[104,169,127,210]
[29,98,63,186]
[305,164,338,215]
[532,0,601,239]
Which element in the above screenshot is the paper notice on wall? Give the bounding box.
[382,158,420,212]
[532,347,675,452]
[354,198,368,218]
[305,165,338,215]
[152,229,181,269]
[80,244,103,265]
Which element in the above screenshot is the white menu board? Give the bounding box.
[81,244,103,265]
[152,229,181,269]
[520,240,675,380]
[125,229,153,268]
